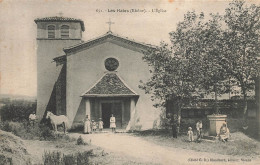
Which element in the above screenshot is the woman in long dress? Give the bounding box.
[110,114,116,132]
[98,118,104,132]
[83,115,91,134]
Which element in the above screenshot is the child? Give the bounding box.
[187,127,194,142]
[98,118,104,132]
[92,120,97,132]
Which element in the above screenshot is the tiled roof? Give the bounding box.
[34,16,85,31]
[81,72,138,97]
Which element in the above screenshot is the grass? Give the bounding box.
[0,121,76,142]
[43,150,92,165]
[0,131,33,165]
[132,129,260,158]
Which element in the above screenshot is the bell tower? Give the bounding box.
[35,16,85,119]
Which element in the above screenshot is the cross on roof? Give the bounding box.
[106,18,115,32]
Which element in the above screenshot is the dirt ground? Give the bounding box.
[20,131,260,165]
[68,132,260,165]
[23,135,157,165]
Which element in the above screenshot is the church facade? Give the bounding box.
[35,16,159,130]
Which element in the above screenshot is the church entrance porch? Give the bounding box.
[84,97,134,129]
[101,101,122,128]
[80,72,139,130]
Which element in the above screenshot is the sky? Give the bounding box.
[0,0,259,97]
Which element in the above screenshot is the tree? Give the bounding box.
[139,42,199,125]
[140,0,260,129]
[170,11,230,114]
[221,0,260,120]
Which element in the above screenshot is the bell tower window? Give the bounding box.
[47,25,55,38]
[61,25,69,39]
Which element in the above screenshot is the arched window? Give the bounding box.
[61,25,69,38]
[47,25,55,38]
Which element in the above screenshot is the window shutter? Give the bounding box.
[48,25,55,38]
[61,25,69,39]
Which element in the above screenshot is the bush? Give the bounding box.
[0,100,36,122]
[0,154,13,165]
[76,135,87,145]
[43,150,92,165]
[0,131,32,165]
[63,154,76,165]
[39,124,56,141]
[0,121,56,140]
[43,151,63,165]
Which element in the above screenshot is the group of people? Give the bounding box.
[187,120,230,143]
[83,115,103,134]
[83,114,116,134]
[187,120,203,142]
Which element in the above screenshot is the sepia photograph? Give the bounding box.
[0,0,260,164]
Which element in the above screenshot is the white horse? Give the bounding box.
[46,111,68,134]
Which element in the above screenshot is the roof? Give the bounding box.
[63,31,156,54]
[34,16,85,31]
[81,72,139,97]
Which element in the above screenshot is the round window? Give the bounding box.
[104,58,119,71]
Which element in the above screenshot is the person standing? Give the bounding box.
[187,127,194,142]
[83,115,91,134]
[172,122,178,138]
[29,113,37,126]
[196,120,203,141]
[98,118,104,132]
[172,114,178,138]
[92,120,97,132]
[110,114,116,132]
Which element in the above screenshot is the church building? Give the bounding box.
[34,16,159,130]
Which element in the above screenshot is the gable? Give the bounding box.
[63,32,156,55]
[81,72,138,97]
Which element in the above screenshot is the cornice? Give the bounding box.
[63,32,156,55]
[37,38,81,40]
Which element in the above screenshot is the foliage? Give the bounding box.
[0,130,32,165]
[43,150,92,165]
[0,155,13,165]
[169,11,232,114]
[76,135,88,145]
[43,151,63,165]
[221,0,260,117]
[140,42,199,122]
[0,121,56,140]
[140,0,259,121]
[0,99,36,122]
